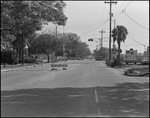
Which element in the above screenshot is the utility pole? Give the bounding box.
[113,19,116,48]
[105,0,117,65]
[96,45,98,50]
[112,19,116,60]
[63,25,65,57]
[99,29,105,49]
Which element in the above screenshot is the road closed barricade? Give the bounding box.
[56,57,68,62]
[51,64,68,67]
[51,63,68,70]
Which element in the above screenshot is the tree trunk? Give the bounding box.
[118,41,121,64]
[28,47,30,57]
[46,53,50,63]
[19,46,21,59]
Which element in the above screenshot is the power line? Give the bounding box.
[114,12,123,19]
[62,19,109,30]
[101,3,106,23]
[81,32,110,37]
[124,1,132,10]
[79,19,109,37]
[124,12,149,30]
[62,19,107,30]
[129,33,149,38]
[114,1,125,16]
[114,1,132,19]
[102,6,110,33]
[113,2,117,13]
[114,1,128,18]
[103,12,109,30]
[102,3,109,30]
[127,35,145,46]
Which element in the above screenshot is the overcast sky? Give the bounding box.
[43,1,149,54]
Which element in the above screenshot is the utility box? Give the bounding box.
[125,48,138,64]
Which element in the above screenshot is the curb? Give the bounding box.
[1,63,44,72]
[124,68,149,77]
[114,67,129,73]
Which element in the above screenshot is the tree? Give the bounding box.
[29,34,62,63]
[94,47,109,60]
[29,31,91,61]
[1,1,68,33]
[57,32,81,57]
[47,32,91,59]
[112,25,128,64]
[1,1,68,60]
[76,42,91,59]
[99,47,109,60]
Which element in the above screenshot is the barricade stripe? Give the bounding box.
[51,64,68,67]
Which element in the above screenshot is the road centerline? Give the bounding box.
[94,89,102,116]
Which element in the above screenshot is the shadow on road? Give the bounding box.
[1,82,149,117]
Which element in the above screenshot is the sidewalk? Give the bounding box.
[113,65,149,77]
[1,63,44,72]
[1,60,67,72]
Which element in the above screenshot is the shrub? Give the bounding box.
[105,59,110,66]
[1,50,18,64]
[111,59,118,67]
[19,57,37,63]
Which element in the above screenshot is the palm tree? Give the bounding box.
[112,25,128,64]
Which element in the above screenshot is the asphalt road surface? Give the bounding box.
[1,60,149,117]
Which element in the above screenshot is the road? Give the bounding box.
[1,60,149,117]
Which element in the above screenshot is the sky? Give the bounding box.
[41,1,149,54]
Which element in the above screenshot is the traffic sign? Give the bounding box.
[117,49,122,53]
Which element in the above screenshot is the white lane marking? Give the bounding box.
[94,89,102,116]
[94,89,99,103]
[93,67,95,74]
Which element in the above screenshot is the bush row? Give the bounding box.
[1,50,18,64]
[1,50,42,65]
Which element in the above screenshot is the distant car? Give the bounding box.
[141,57,149,65]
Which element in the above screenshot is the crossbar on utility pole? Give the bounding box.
[99,29,105,49]
[105,0,117,65]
